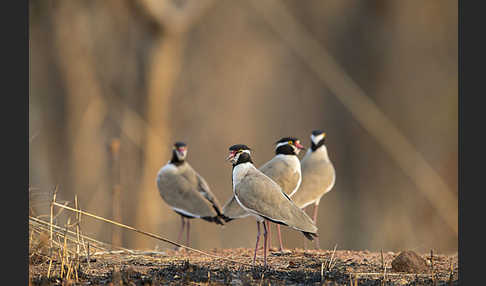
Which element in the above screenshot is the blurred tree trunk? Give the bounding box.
[133,0,215,249]
[52,1,110,236]
[134,34,186,249]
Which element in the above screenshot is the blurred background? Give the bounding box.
[29,0,457,254]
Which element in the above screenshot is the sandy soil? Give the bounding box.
[29,247,458,285]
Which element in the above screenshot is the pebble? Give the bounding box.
[391,250,428,273]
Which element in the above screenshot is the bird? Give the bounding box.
[222,137,305,252]
[156,141,225,249]
[226,144,317,266]
[290,130,336,249]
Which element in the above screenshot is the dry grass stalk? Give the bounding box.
[74,196,92,269]
[325,244,338,272]
[349,273,358,286]
[75,195,81,258]
[29,194,116,283]
[30,216,124,253]
[321,262,324,281]
[60,217,70,278]
[59,216,81,282]
[259,272,265,286]
[30,227,77,256]
[30,220,98,255]
[380,248,387,285]
[448,260,454,286]
[47,185,58,278]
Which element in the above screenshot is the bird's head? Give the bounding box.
[310,130,326,151]
[172,141,188,161]
[226,144,252,165]
[275,137,305,155]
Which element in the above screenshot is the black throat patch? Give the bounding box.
[170,150,185,166]
[275,144,297,156]
[311,138,325,152]
[233,152,253,168]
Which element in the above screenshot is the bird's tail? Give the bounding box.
[302,231,318,241]
[201,215,225,225]
[221,214,234,223]
[202,205,229,225]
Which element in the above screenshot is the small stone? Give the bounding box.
[391,250,428,273]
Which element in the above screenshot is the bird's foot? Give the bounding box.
[271,249,291,256]
[278,248,292,254]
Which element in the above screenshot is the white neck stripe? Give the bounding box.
[275,142,289,149]
[311,134,324,145]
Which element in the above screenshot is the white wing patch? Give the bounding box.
[171,207,201,218]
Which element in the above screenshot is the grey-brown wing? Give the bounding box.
[222,195,250,220]
[259,158,301,196]
[157,168,217,218]
[291,159,335,208]
[235,170,317,234]
[194,170,224,214]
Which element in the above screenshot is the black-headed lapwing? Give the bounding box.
[226,144,317,266]
[223,137,304,252]
[290,130,336,249]
[156,142,225,248]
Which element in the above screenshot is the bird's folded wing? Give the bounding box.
[194,170,224,214]
[222,195,250,219]
[157,170,218,218]
[291,160,335,208]
[235,172,317,234]
[259,159,301,196]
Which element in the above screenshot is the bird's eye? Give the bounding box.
[288,141,293,145]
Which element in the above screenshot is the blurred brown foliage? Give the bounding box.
[29,0,457,253]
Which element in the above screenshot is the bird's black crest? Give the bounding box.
[173,141,187,148]
[275,137,299,144]
[311,130,324,136]
[229,144,251,151]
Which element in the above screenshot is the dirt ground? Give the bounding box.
[29,247,458,286]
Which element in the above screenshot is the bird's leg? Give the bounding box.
[175,216,185,250]
[266,221,272,250]
[263,220,268,267]
[258,221,271,251]
[186,219,191,247]
[276,224,284,252]
[313,202,320,250]
[253,221,261,265]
